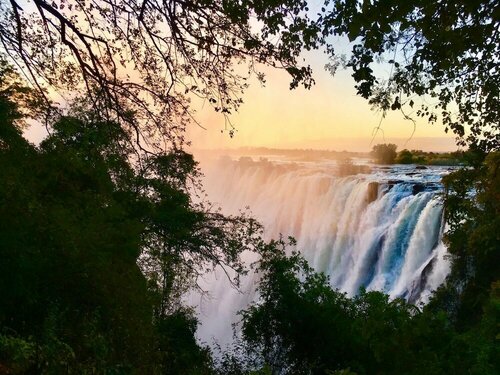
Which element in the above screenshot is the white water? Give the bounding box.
[191,156,452,346]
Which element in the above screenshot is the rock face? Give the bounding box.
[412,183,426,195]
[367,181,379,203]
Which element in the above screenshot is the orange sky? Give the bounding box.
[187,52,458,153]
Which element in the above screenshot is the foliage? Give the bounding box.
[395,149,413,164]
[234,240,418,374]
[154,308,214,375]
[372,144,468,166]
[1,1,498,149]
[431,150,500,329]
[0,0,319,146]
[321,0,499,150]
[231,232,499,375]
[1,94,150,372]
[395,149,468,165]
[337,157,371,176]
[371,143,397,164]
[427,149,500,374]
[0,66,259,373]
[0,335,37,373]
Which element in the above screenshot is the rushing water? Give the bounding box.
[190,155,453,346]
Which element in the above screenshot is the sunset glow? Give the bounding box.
[188,59,457,152]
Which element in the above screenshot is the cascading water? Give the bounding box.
[191,155,453,346]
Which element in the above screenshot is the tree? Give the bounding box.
[0,0,317,148]
[431,150,500,327]
[0,100,154,372]
[233,239,468,375]
[0,65,262,372]
[320,0,499,150]
[225,233,498,375]
[396,149,413,164]
[371,143,397,164]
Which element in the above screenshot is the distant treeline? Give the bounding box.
[201,146,470,166]
[371,143,469,165]
[202,147,370,161]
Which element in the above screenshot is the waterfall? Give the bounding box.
[191,156,452,346]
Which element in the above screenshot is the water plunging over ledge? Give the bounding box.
[190,155,454,346]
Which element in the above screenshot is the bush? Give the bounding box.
[371,144,397,164]
[396,149,413,164]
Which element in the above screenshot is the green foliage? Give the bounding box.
[0,66,257,373]
[0,335,37,373]
[380,148,470,166]
[337,158,371,176]
[321,0,499,149]
[233,208,499,374]
[399,149,470,166]
[154,309,214,375]
[371,143,397,164]
[236,241,415,374]
[432,151,500,331]
[0,108,153,372]
[396,149,413,164]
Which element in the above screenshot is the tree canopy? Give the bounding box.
[0,65,261,373]
[371,143,397,164]
[218,236,499,375]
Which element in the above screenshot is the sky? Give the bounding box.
[187,50,458,153]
